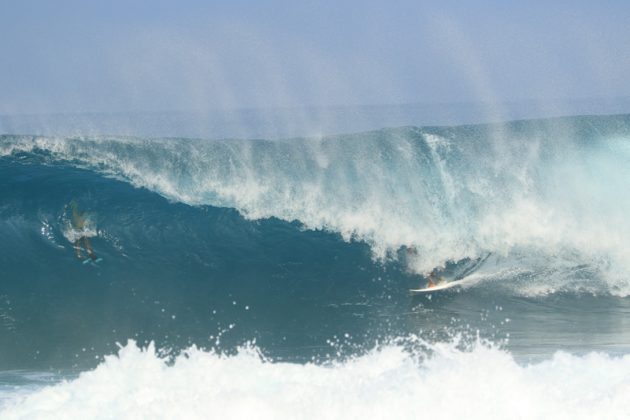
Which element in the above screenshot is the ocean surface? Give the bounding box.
[1,113,630,418]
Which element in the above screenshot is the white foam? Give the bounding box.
[61,225,98,243]
[1,340,629,420]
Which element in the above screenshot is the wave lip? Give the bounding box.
[1,340,629,420]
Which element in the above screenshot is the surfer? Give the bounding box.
[69,200,97,261]
[425,268,442,288]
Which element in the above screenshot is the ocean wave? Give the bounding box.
[2,115,630,294]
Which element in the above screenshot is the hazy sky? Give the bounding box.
[2,0,630,114]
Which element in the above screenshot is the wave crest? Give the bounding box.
[2,115,630,293]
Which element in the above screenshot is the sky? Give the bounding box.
[2,0,630,115]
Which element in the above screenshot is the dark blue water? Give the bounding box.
[0,159,405,369]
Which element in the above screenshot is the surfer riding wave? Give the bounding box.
[425,268,445,288]
[66,200,98,261]
[405,247,446,289]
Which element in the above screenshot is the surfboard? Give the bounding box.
[82,257,103,265]
[409,277,470,294]
[409,253,492,294]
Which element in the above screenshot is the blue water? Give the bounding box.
[1,114,630,417]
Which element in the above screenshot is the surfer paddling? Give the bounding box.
[69,200,97,261]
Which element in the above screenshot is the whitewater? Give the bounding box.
[1,113,630,418]
[2,340,629,420]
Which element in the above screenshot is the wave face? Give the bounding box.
[3,115,630,283]
[1,114,630,416]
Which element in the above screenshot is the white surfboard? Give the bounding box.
[410,253,491,295]
[409,277,469,294]
[82,257,103,265]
